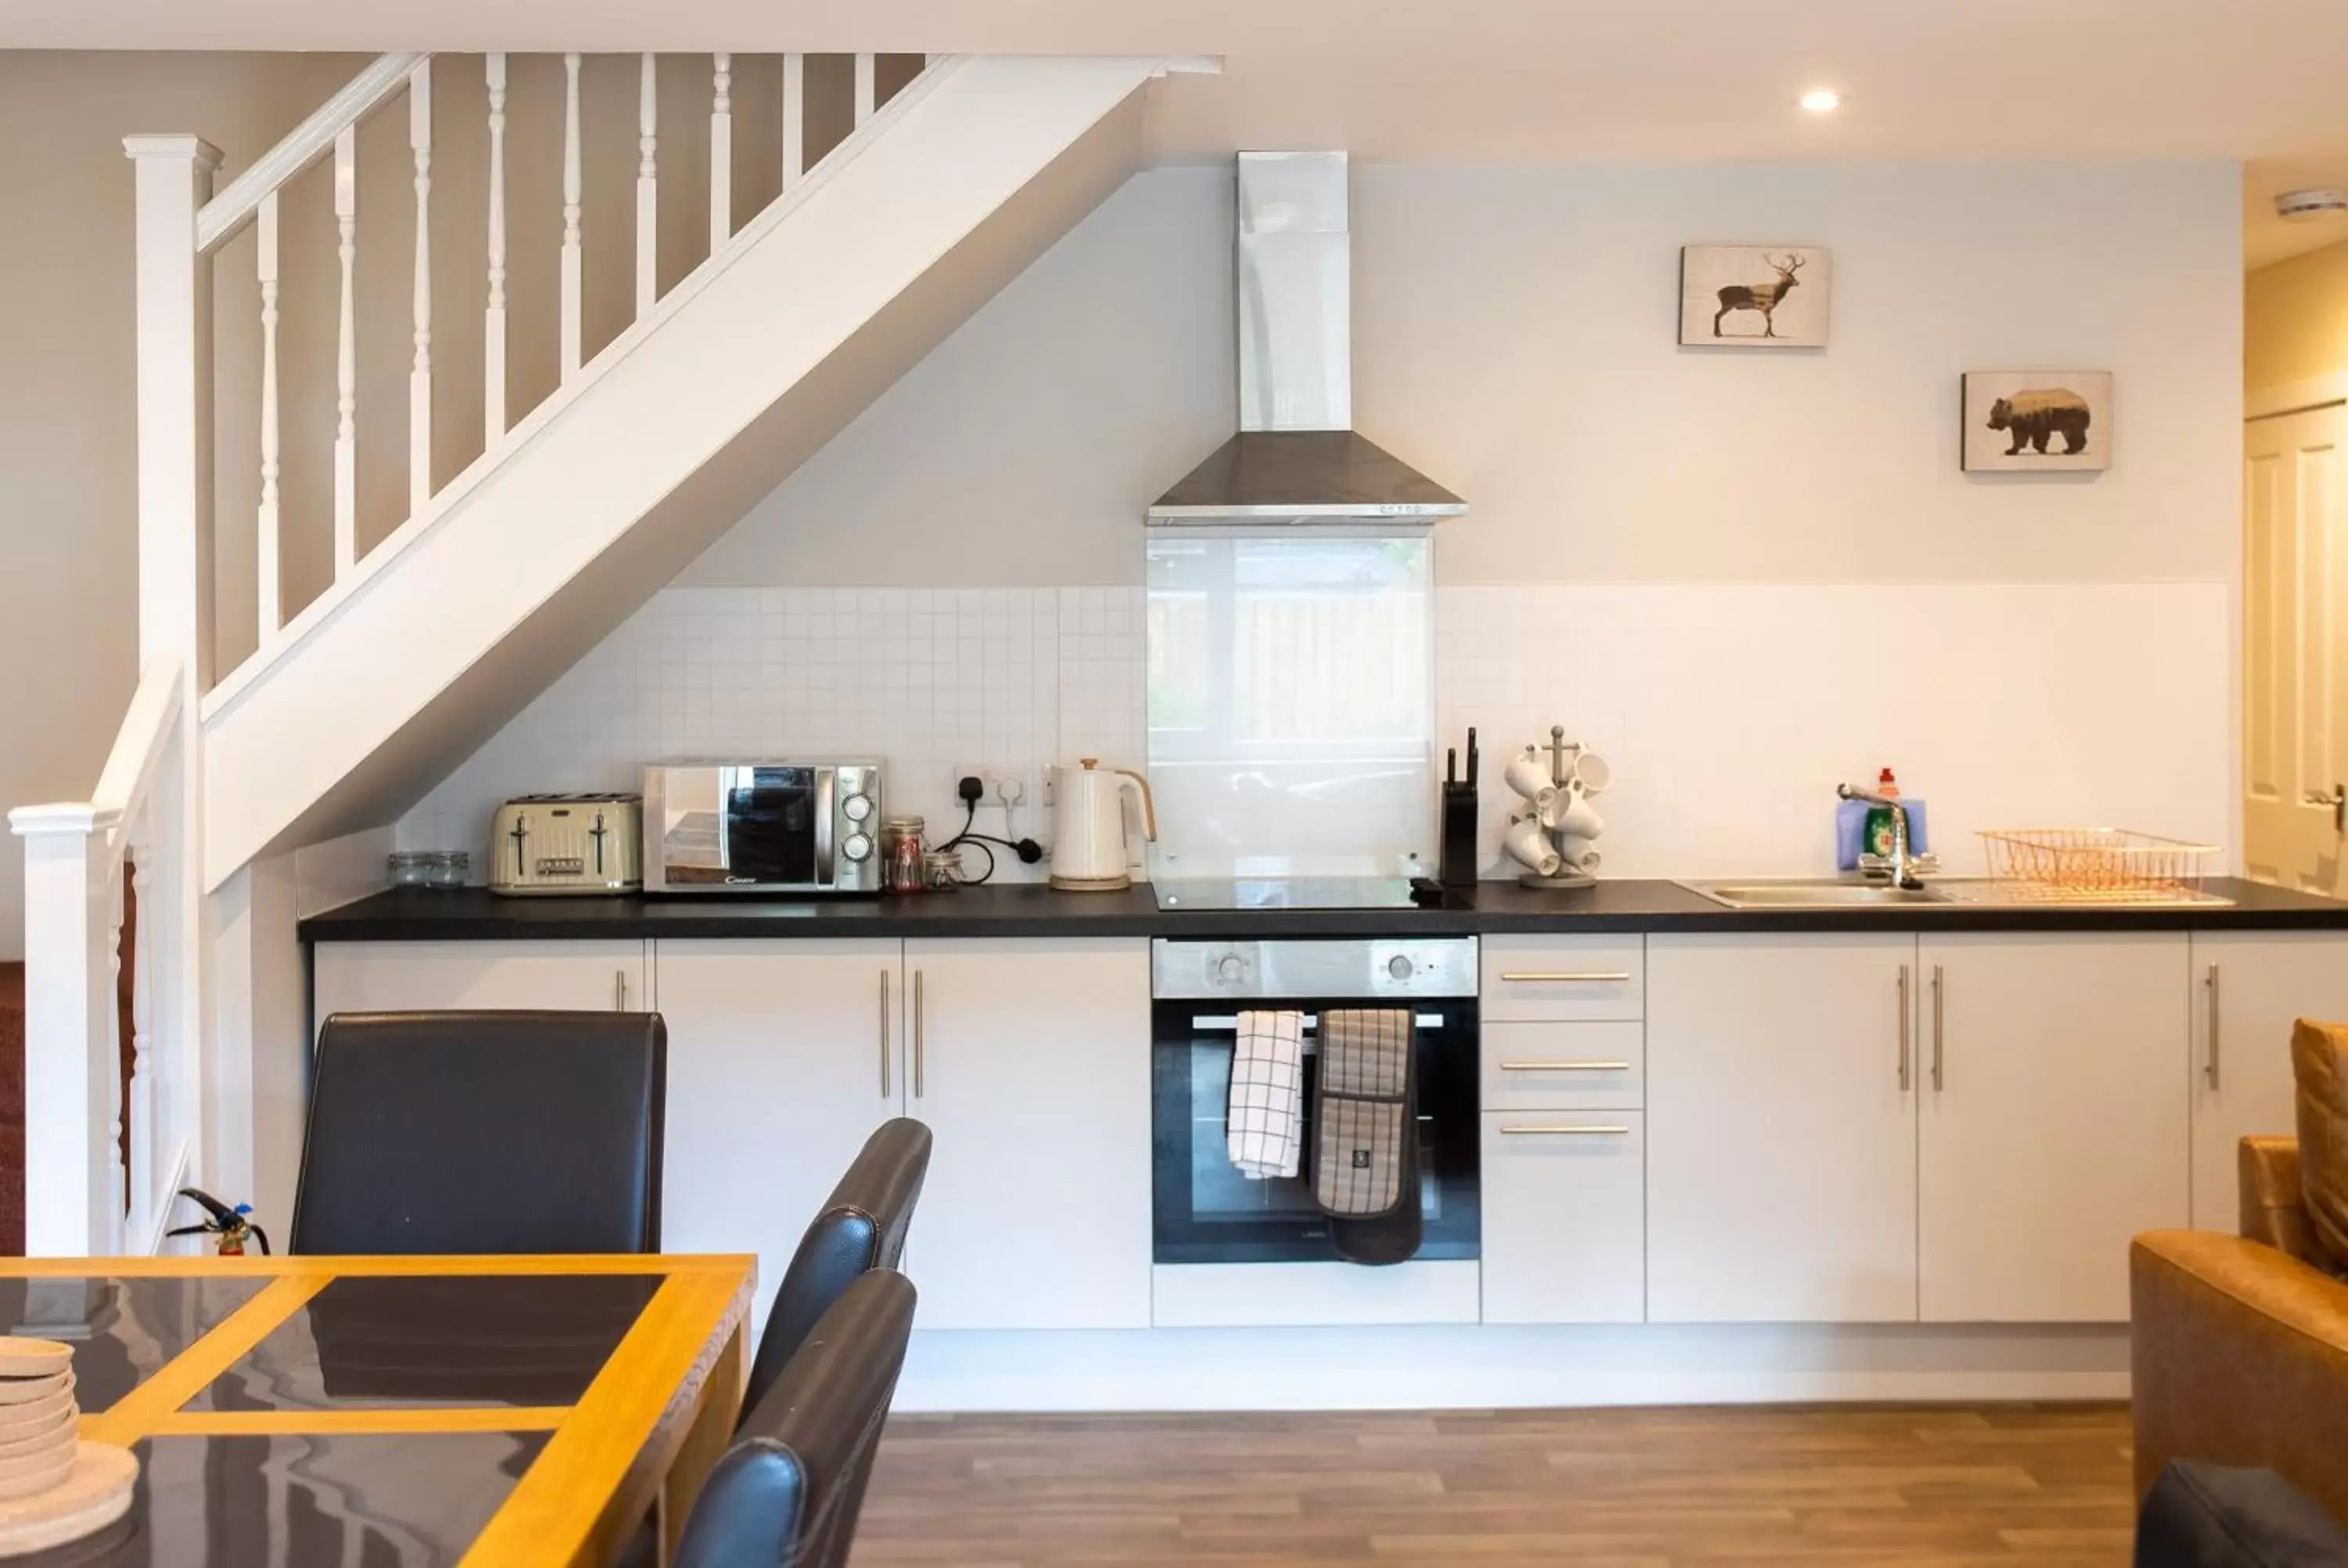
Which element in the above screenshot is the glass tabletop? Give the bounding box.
[187,1274,663,1412]
[12,1432,552,1568]
[0,1277,269,1413]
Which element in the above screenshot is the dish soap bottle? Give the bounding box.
[1863,768,1902,860]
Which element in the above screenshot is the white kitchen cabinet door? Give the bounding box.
[650,940,904,1335]
[2189,932,2348,1231]
[1916,933,2189,1322]
[313,940,647,1027]
[902,939,1152,1330]
[1480,1112,1645,1324]
[1647,933,1919,1324]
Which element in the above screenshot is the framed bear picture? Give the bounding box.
[1962,371,2113,472]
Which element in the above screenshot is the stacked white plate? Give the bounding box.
[0,1338,137,1557]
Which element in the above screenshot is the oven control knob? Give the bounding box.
[1388,955,1414,981]
[1214,954,1247,984]
[841,793,873,824]
[841,832,873,862]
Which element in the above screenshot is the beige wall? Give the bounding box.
[2245,236,2348,395]
[689,159,2242,589]
[0,52,363,962]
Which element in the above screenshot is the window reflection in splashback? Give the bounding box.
[1146,532,1435,879]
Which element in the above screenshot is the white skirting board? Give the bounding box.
[894,1322,2131,1412]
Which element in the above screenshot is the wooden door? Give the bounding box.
[2245,401,2348,893]
[1916,933,2190,1322]
[1647,933,1920,1323]
[650,940,903,1336]
[902,938,1152,1330]
[2189,931,2348,1230]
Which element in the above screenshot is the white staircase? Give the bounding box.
[10,48,1188,1254]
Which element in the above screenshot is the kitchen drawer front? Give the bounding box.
[1482,1020,1644,1111]
[1481,936,1645,1020]
[1481,1110,1646,1324]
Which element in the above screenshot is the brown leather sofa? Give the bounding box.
[2132,1020,2348,1525]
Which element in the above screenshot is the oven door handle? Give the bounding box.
[1187,1013,1446,1033]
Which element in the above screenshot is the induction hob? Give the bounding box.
[1151,876,1424,912]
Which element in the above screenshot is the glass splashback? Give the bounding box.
[1145,530,1435,879]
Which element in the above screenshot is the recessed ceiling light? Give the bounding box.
[1799,88,1842,114]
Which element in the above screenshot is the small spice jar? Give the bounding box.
[920,848,964,892]
[880,816,926,895]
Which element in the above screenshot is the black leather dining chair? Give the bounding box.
[673,1269,917,1568]
[290,1010,666,1255]
[741,1117,932,1426]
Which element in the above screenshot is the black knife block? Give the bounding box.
[1438,782,1478,890]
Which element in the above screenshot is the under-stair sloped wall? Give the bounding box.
[200,53,1164,887]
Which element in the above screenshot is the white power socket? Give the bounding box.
[951,764,1031,815]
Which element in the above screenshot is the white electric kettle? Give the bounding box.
[1048,759,1157,892]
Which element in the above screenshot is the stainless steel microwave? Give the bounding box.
[643,762,884,895]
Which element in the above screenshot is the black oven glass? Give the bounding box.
[1151,997,1480,1264]
[721,768,818,884]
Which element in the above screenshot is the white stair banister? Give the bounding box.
[256,190,281,638]
[333,124,358,576]
[561,52,583,379]
[409,59,433,514]
[9,657,186,1257]
[636,54,657,316]
[855,53,877,126]
[782,53,805,190]
[485,52,509,443]
[710,53,733,250]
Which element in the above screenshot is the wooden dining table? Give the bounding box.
[0,1252,755,1566]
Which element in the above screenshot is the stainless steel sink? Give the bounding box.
[1679,876,2235,911]
[1681,879,1950,909]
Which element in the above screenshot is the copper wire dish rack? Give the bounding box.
[1976,828,2220,903]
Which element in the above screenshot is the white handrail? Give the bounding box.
[197,52,426,254]
[91,657,185,825]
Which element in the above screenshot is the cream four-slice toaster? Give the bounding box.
[488,794,643,895]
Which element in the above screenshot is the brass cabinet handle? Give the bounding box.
[614,969,627,1011]
[913,969,925,1099]
[2204,962,2220,1088]
[1500,1124,1630,1136]
[1897,963,1910,1091]
[1930,964,1945,1091]
[879,969,892,1099]
[1499,972,1632,984]
[1499,1061,1631,1073]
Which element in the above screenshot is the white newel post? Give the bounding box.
[124,135,218,1248]
[8,810,117,1257]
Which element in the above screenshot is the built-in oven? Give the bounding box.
[643,762,883,895]
[1151,937,1480,1265]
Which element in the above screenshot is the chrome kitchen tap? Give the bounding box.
[1838,782,1925,890]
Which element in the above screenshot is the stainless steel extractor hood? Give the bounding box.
[1146,152,1465,527]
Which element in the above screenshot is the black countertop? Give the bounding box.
[299,878,2348,942]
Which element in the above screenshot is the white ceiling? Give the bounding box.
[10,0,2348,267]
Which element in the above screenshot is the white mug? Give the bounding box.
[1503,749,1556,807]
[1540,786,1604,840]
[1570,751,1612,797]
[1554,835,1601,870]
[1501,817,1562,877]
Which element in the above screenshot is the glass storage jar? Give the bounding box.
[427,850,470,889]
[920,848,964,892]
[881,817,926,895]
[388,851,434,888]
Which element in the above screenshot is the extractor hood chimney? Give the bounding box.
[1145,152,1466,527]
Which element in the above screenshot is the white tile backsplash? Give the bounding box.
[404,577,2233,886]
[400,586,1145,881]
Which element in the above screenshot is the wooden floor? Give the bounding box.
[855,1404,2136,1566]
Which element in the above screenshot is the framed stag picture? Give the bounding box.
[1679,245,1832,347]
[1962,371,2113,472]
